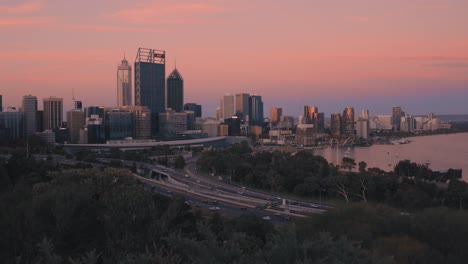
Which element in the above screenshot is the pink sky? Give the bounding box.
[1,0,467,116]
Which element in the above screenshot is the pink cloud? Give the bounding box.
[0,49,119,62]
[345,16,371,22]
[58,24,165,33]
[0,16,53,27]
[0,1,43,14]
[111,2,226,24]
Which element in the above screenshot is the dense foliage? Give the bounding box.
[197,142,468,210]
[2,154,468,263]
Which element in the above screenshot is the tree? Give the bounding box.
[174,155,186,169]
[341,157,356,171]
[358,161,368,173]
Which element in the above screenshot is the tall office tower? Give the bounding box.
[356,119,369,139]
[67,110,85,143]
[342,107,355,137]
[235,93,249,120]
[117,55,132,107]
[22,95,37,138]
[317,112,325,132]
[120,106,151,139]
[135,48,165,136]
[303,105,318,124]
[167,67,184,112]
[248,95,264,126]
[0,95,2,112]
[330,113,342,136]
[361,109,369,120]
[222,94,235,119]
[43,97,63,131]
[184,103,202,118]
[392,106,403,131]
[270,107,282,124]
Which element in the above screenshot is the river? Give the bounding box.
[313,133,468,181]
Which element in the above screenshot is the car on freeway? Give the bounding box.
[262,216,271,221]
[209,206,220,211]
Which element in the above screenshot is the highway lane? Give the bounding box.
[94,158,327,216]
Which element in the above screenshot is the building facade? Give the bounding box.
[43,97,63,131]
[159,110,188,136]
[135,48,166,136]
[222,94,235,119]
[330,113,342,136]
[184,103,202,118]
[270,107,282,125]
[166,68,184,112]
[22,95,37,138]
[235,93,249,121]
[341,107,355,137]
[67,110,85,143]
[117,56,132,107]
[248,95,263,126]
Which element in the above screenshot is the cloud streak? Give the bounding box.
[59,24,165,33]
[0,1,43,14]
[0,16,53,27]
[111,2,226,24]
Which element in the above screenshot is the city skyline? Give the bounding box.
[1,0,468,117]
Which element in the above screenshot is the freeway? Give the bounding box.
[93,158,331,219]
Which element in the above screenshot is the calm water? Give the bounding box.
[313,133,468,181]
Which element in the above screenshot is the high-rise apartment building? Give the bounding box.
[184,103,202,118]
[43,97,63,131]
[135,48,166,136]
[22,95,37,138]
[166,67,184,112]
[303,105,318,124]
[342,107,355,137]
[222,94,235,119]
[235,93,249,120]
[117,55,132,107]
[270,107,282,124]
[248,95,264,126]
[361,109,369,120]
[392,106,404,131]
[330,113,342,136]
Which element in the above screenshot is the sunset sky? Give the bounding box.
[1,0,467,117]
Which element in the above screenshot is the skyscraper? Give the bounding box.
[303,105,318,124]
[43,97,63,131]
[270,107,282,124]
[135,48,165,136]
[67,110,85,143]
[117,55,132,107]
[248,95,264,126]
[392,106,403,131]
[342,107,355,137]
[22,95,37,138]
[166,67,184,112]
[235,93,249,120]
[222,94,235,119]
[361,109,369,120]
[330,113,342,136]
[184,103,202,118]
